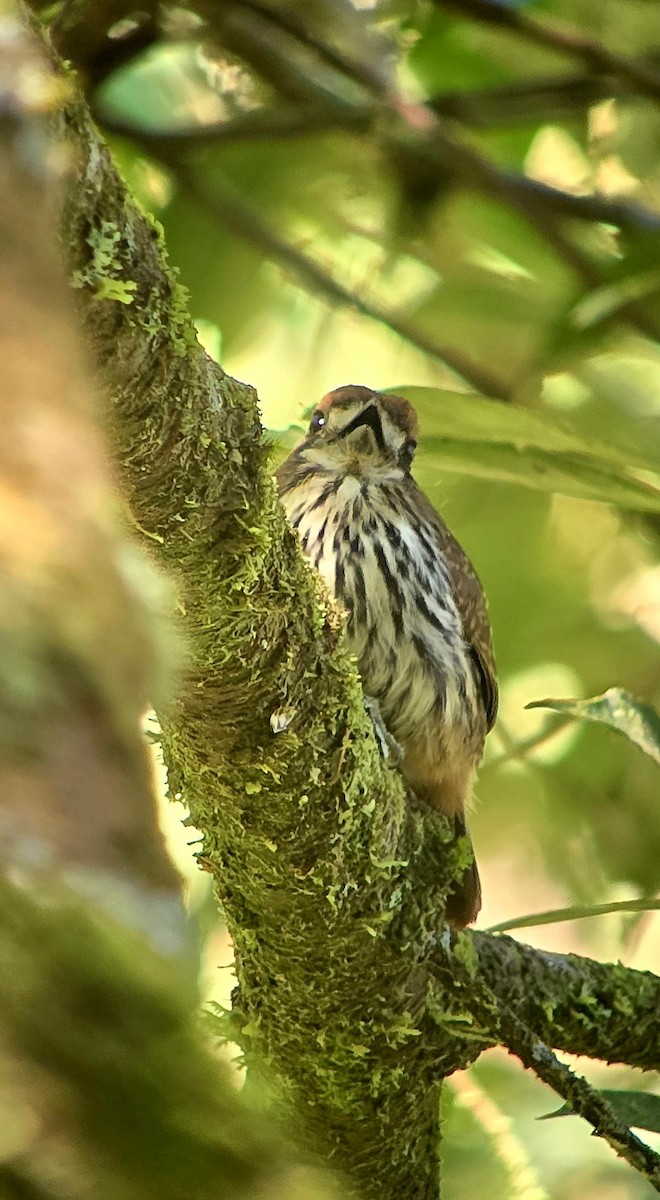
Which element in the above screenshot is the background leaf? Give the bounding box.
[526,688,660,766]
[390,386,660,511]
[541,1090,660,1135]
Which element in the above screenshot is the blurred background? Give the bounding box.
[49,0,660,1194]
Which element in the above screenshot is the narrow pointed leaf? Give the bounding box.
[540,1090,660,1134]
[485,898,660,934]
[526,688,660,765]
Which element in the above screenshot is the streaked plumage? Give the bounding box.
[277,385,497,925]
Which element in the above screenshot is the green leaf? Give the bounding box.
[540,1090,660,1134]
[485,898,660,935]
[390,387,660,512]
[526,687,660,766]
[570,268,660,331]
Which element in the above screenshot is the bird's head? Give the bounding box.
[297,385,419,478]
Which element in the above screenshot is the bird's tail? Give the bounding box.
[445,815,482,928]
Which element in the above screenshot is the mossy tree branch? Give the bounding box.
[471,934,660,1071]
[0,10,332,1200]
[23,6,660,1198]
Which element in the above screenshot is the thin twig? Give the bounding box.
[228,0,393,96]
[499,1009,660,1191]
[485,897,660,935]
[434,0,660,104]
[485,714,571,770]
[99,103,372,146]
[154,152,512,399]
[429,72,625,127]
[104,101,660,238]
[494,170,660,234]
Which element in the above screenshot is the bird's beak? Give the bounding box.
[336,404,385,453]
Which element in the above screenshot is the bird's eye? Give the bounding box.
[309,411,326,434]
[400,438,417,468]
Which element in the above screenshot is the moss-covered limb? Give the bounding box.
[431,938,660,1184]
[0,15,333,1200]
[29,7,660,1198]
[470,933,660,1070]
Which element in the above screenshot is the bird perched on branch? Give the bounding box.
[277,385,497,926]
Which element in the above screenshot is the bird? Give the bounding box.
[276,384,497,926]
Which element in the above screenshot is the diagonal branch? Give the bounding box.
[429,72,627,127]
[165,156,512,399]
[500,1011,660,1190]
[471,933,660,1070]
[434,0,660,104]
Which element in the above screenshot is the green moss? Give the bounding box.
[71,218,135,301]
[95,277,138,303]
[453,932,479,980]
[167,276,201,356]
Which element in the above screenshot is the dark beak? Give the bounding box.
[336,404,385,452]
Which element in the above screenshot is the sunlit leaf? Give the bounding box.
[390,386,660,512]
[526,688,660,765]
[540,1090,660,1134]
[485,898,660,935]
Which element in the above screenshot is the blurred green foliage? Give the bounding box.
[58,0,660,1194]
[528,686,660,765]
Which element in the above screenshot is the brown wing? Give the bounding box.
[414,485,498,731]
